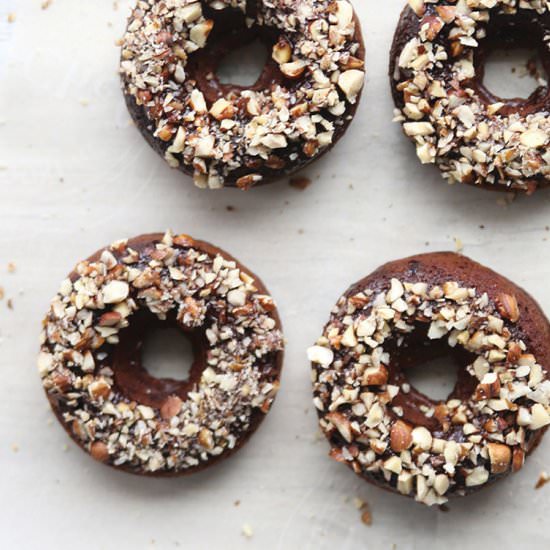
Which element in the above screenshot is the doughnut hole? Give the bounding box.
[185,7,301,106]
[110,311,208,408]
[482,48,545,101]
[404,353,460,402]
[142,326,193,381]
[216,38,269,87]
[472,13,550,113]
[385,325,478,432]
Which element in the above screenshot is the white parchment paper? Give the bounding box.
[1,1,549,548]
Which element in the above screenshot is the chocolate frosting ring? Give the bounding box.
[389,1,550,193]
[309,252,550,505]
[120,0,365,189]
[38,232,284,476]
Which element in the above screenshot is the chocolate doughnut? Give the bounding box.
[120,0,365,189]
[389,1,550,193]
[38,232,284,475]
[309,252,550,505]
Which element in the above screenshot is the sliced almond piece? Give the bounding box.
[209,98,234,120]
[280,60,306,79]
[520,129,547,148]
[189,20,213,48]
[326,412,353,443]
[102,281,129,304]
[307,345,334,368]
[190,89,207,114]
[338,70,364,102]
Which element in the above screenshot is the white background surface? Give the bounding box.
[1,1,550,548]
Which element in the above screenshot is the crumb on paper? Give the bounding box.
[496,193,516,208]
[7,13,16,23]
[7,299,13,310]
[353,496,372,526]
[233,500,240,507]
[289,176,312,190]
[79,98,90,107]
[11,444,19,453]
[115,37,124,47]
[241,523,253,538]
[226,205,235,212]
[352,497,365,510]
[41,0,53,9]
[7,262,16,273]
[535,471,549,489]
[0,287,4,300]
[454,237,463,253]
[361,510,372,526]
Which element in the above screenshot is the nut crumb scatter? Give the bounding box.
[310,254,550,506]
[41,0,53,9]
[120,0,365,189]
[454,237,463,253]
[289,176,312,190]
[38,232,284,474]
[353,496,372,525]
[360,507,372,526]
[391,0,550,192]
[535,470,549,489]
[7,13,16,23]
[7,262,16,273]
[241,523,254,538]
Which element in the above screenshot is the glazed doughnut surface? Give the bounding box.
[38,232,284,475]
[390,0,550,193]
[120,0,365,189]
[309,252,550,505]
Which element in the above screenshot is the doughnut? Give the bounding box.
[38,232,284,475]
[309,252,550,505]
[389,0,550,193]
[120,0,365,190]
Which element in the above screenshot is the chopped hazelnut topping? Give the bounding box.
[312,271,550,505]
[39,232,283,474]
[120,0,364,189]
[393,1,550,191]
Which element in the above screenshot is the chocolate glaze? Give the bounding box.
[123,2,365,188]
[389,5,550,191]
[50,234,284,477]
[112,311,209,409]
[325,252,550,497]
